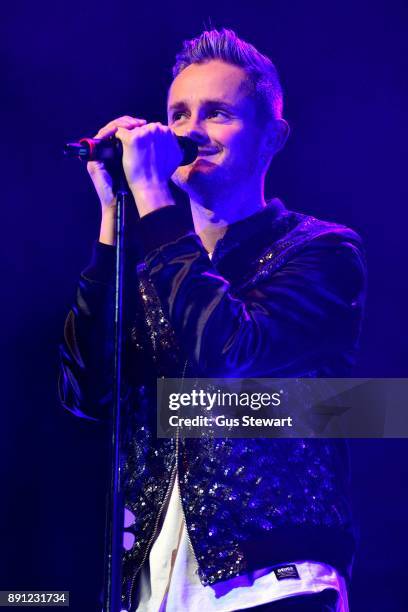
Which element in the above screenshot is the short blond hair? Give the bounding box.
[172,28,284,122]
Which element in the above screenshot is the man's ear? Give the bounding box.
[265,118,290,156]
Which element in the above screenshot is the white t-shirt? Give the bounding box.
[124,475,349,612]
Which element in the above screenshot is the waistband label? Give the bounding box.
[274,564,300,580]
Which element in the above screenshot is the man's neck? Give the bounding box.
[190,189,266,255]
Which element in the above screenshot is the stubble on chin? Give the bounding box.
[173,163,225,202]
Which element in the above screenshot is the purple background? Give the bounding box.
[1,1,407,609]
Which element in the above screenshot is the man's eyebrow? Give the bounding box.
[167,101,187,113]
[168,99,236,112]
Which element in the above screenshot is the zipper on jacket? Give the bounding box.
[174,360,200,571]
[126,455,177,610]
[127,361,190,611]
[175,424,200,567]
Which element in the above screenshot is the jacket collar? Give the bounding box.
[211,198,297,285]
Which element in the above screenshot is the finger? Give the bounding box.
[110,116,147,131]
[114,126,131,143]
[114,123,147,143]
[95,117,147,139]
[87,159,109,179]
[94,126,118,139]
[118,115,146,124]
[95,121,143,139]
[87,160,104,172]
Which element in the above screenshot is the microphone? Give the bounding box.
[64,135,198,166]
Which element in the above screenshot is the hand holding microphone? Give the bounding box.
[115,121,185,217]
[80,116,147,216]
[65,116,197,219]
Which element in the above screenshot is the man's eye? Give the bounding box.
[208,110,228,119]
[172,112,187,122]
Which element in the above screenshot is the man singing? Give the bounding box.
[59,28,366,611]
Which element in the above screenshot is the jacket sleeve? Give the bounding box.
[58,242,142,421]
[138,206,367,377]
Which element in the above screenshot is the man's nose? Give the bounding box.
[184,119,210,145]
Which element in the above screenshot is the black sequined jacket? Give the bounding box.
[59,198,366,611]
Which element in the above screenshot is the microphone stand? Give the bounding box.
[62,135,197,610]
[103,167,127,612]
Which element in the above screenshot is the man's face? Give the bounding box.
[167,60,271,200]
